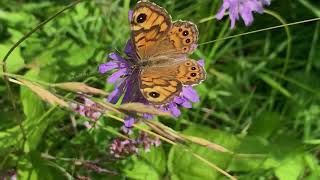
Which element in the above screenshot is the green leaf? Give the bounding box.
[17,151,72,180]
[0,44,25,73]
[168,125,239,180]
[124,146,166,180]
[0,126,23,155]
[298,0,320,16]
[257,73,292,98]
[20,70,45,119]
[65,45,95,66]
[20,69,58,151]
[248,111,282,138]
[275,153,305,180]
[304,154,320,178]
[17,154,39,180]
[0,11,33,25]
[228,136,275,172]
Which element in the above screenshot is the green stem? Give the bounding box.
[264,10,292,75]
[306,21,319,74]
[264,10,292,110]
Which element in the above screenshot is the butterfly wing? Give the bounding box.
[140,65,182,105]
[140,59,205,104]
[130,1,172,59]
[130,2,199,59]
[175,59,206,85]
[165,20,199,56]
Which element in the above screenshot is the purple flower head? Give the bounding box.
[124,116,136,128]
[1,169,17,180]
[157,86,200,117]
[99,40,204,120]
[70,95,103,128]
[99,10,205,126]
[216,0,271,29]
[99,47,203,119]
[110,138,139,158]
[99,40,146,105]
[110,131,161,158]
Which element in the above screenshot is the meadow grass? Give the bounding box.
[0,0,320,179]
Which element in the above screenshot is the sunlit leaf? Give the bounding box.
[0,44,25,73]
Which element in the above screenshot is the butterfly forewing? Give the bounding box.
[131,1,172,59]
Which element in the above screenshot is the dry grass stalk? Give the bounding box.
[119,103,171,116]
[19,79,68,107]
[53,82,108,96]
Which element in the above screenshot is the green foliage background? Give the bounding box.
[1,0,320,179]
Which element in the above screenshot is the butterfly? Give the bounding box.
[129,0,206,105]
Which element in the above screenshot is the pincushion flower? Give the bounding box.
[99,39,204,123]
[216,0,271,29]
[98,4,205,128]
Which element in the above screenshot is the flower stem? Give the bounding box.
[263,10,292,110]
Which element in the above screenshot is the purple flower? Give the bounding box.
[70,95,103,128]
[99,11,204,127]
[157,86,200,117]
[99,41,203,119]
[102,7,205,158]
[137,132,161,152]
[0,169,17,180]
[110,138,139,158]
[124,116,135,128]
[109,131,161,158]
[99,40,147,105]
[99,48,203,119]
[216,0,271,29]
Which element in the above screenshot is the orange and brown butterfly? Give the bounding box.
[129,0,206,105]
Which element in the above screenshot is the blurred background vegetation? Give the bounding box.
[1,0,320,179]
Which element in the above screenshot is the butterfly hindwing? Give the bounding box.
[140,66,182,104]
